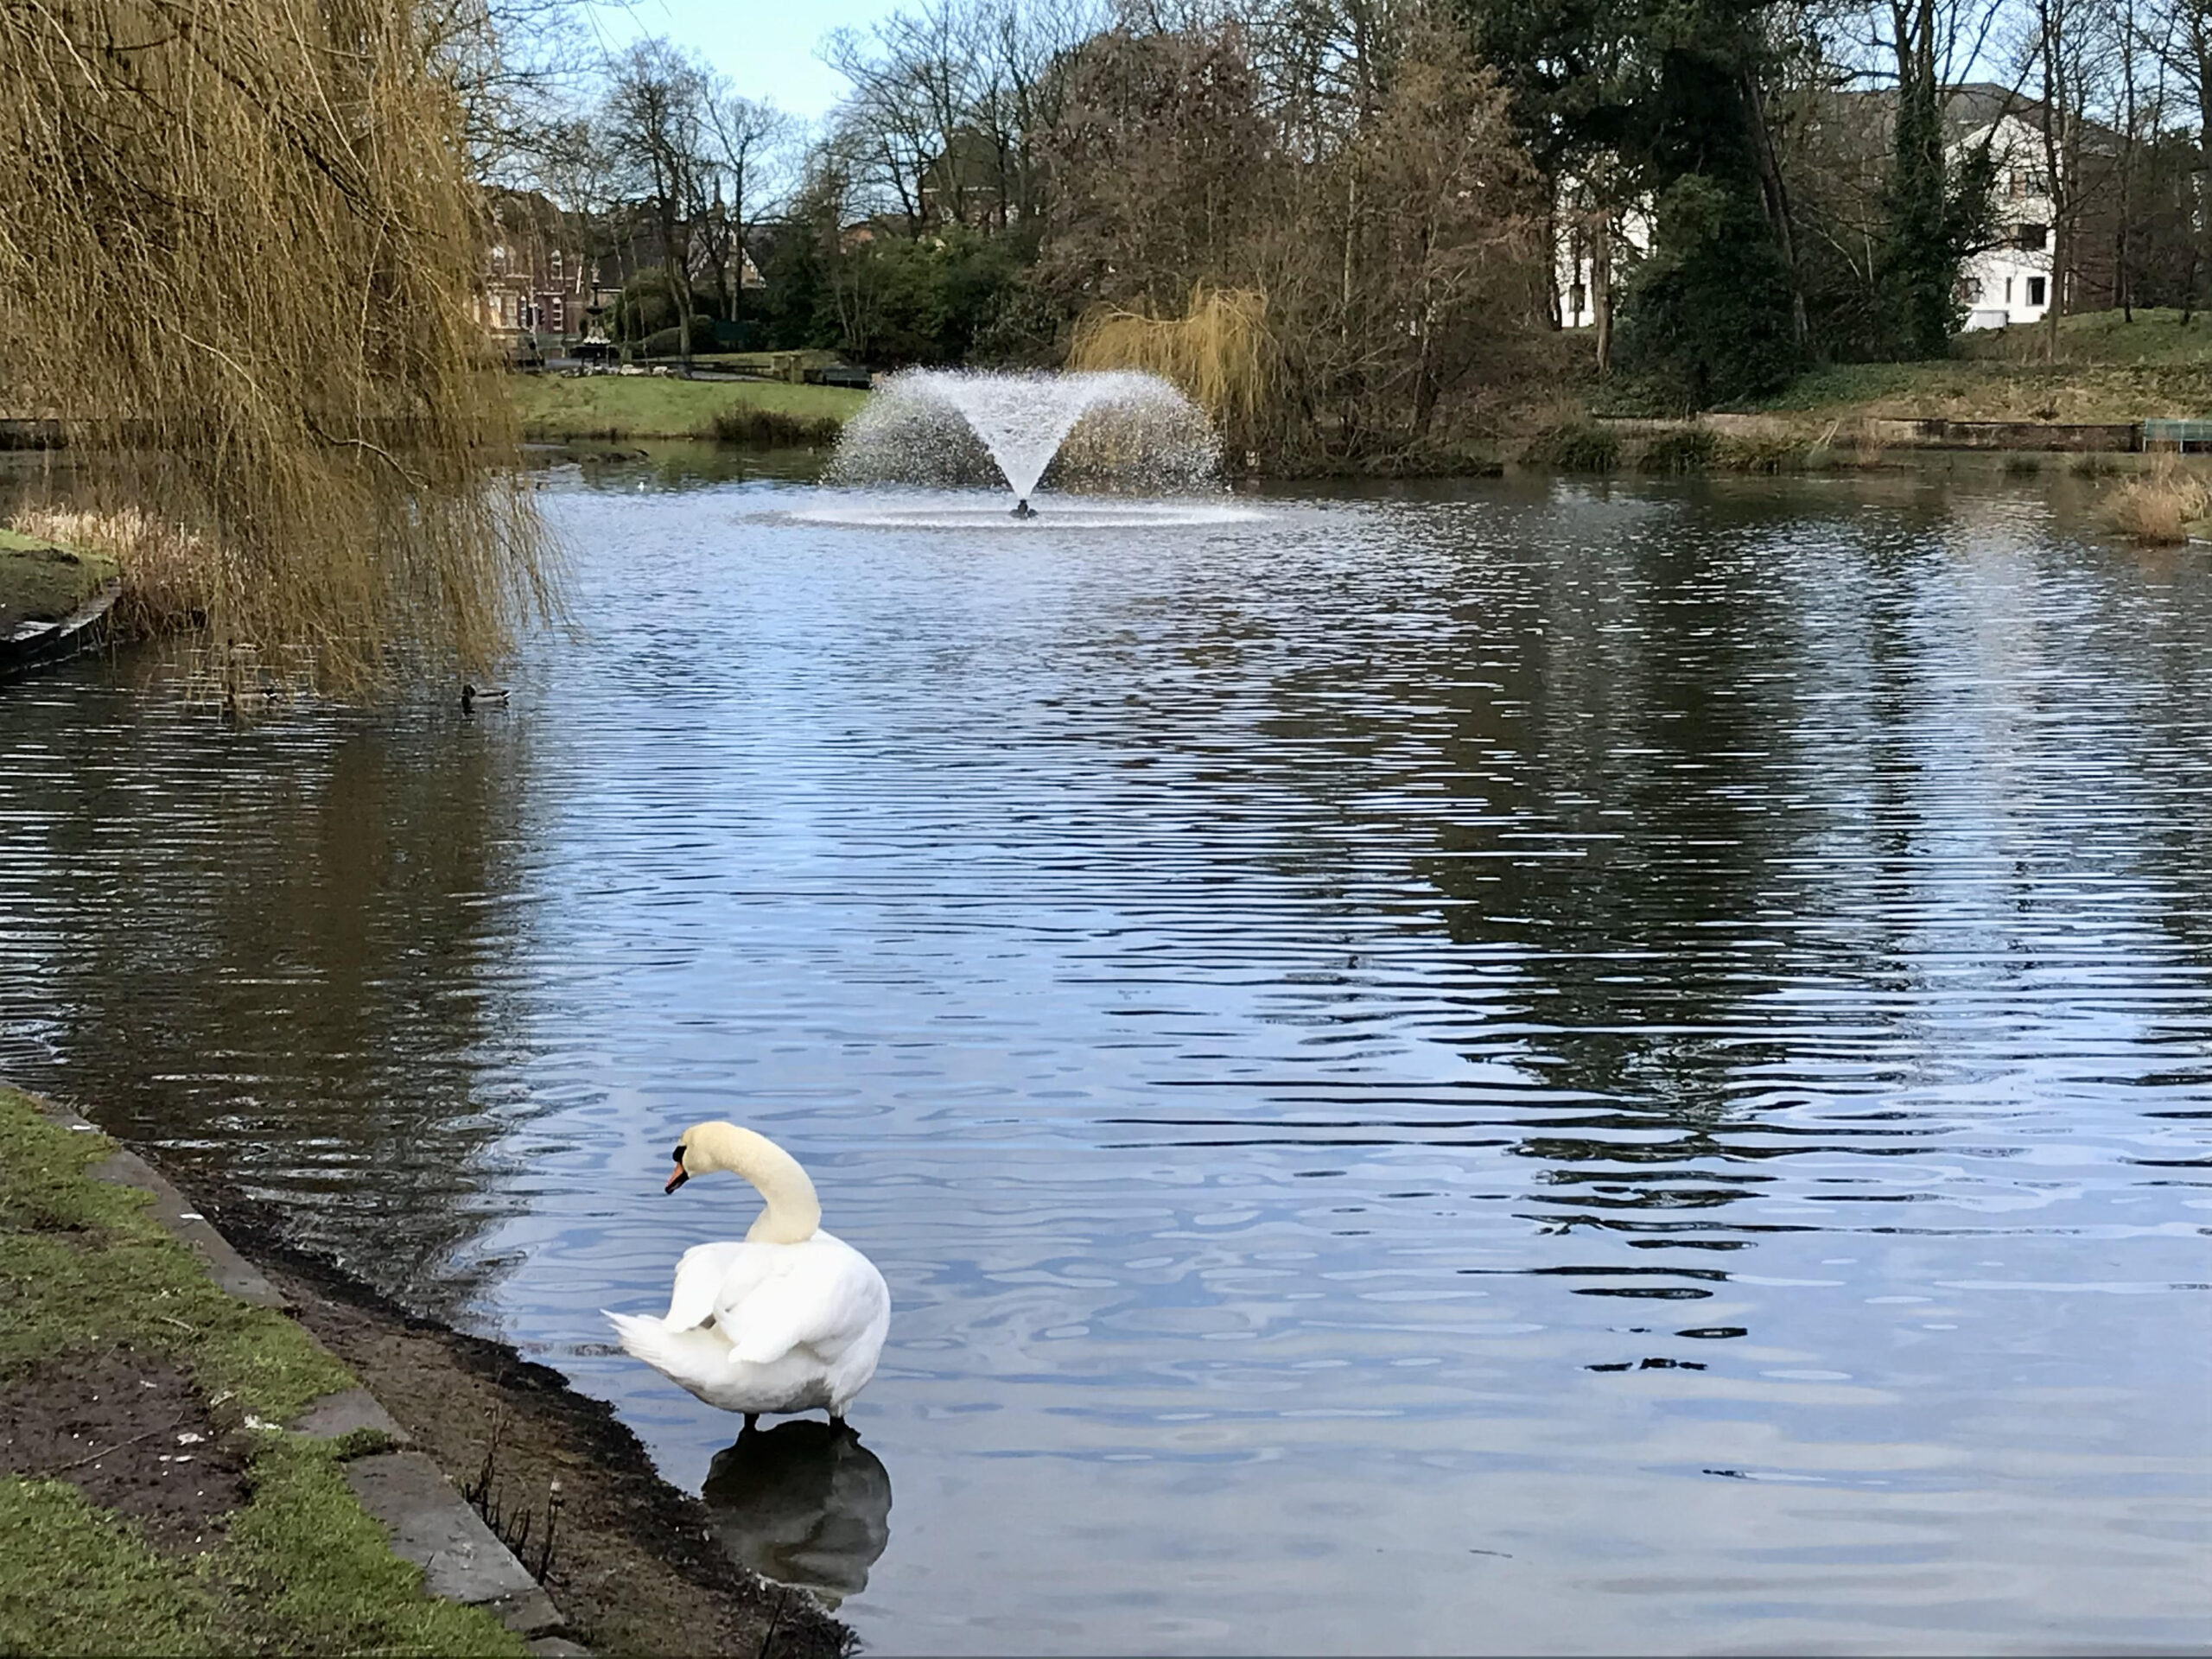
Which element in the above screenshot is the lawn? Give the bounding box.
[1747,308,2212,423]
[509,373,866,441]
[1957,305,2212,365]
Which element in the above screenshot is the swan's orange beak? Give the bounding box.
[664,1162,689,1194]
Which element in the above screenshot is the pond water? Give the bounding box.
[3,461,2209,1653]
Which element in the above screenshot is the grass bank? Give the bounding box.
[0,1088,526,1655]
[511,374,863,442]
[4,511,213,645]
[1747,308,2212,424]
[0,528,118,635]
[221,1217,851,1659]
[1517,418,1889,475]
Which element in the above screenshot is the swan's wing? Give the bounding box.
[665,1242,752,1332]
[719,1236,887,1367]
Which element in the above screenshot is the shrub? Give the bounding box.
[2002,454,2042,476]
[704,404,844,448]
[1520,422,1619,472]
[2070,453,2125,479]
[640,317,721,358]
[1637,428,1717,473]
[1713,434,1808,474]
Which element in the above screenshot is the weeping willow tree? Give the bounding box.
[0,0,554,695]
[1067,286,1274,459]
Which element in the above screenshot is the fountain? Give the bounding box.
[823,368,1224,516]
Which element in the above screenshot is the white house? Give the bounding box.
[1957,113,2056,329]
[1554,196,1650,331]
[1552,86,2102,336]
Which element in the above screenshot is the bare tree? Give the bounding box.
[422,0,601,188]
[602,39,713,366]
[821,0,1107,236]
[702,94,797,325]
[2139,0,2212,317]
[2011,0,2120,359]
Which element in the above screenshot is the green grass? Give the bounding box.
[0,1089,528,1656]
[510,374,864,441]
[1956,306,2212,365]
[1745,309,2212,424]
[0,529,119,631]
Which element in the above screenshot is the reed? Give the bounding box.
[0,1,556,699]
[6,507,213,641]
[2104,457,2211,543]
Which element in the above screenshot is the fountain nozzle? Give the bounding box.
[1010,499,1037,519]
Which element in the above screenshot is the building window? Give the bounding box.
[2027,276,2047,307]
[551,296,564,330]
[2015,224,2047,251]
[550,249,563,279]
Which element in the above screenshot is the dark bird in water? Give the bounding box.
[1010,499,1037,518]
[461,683,510,710]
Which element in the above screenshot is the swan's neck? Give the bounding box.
[695,1125,822,1243]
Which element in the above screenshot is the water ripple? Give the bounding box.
[1,469,2208,1652]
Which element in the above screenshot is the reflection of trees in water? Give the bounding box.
[1408,484,2212,1250]
[1408,495,1821,1158]
[701,1421,892,1608]
[0,671,537,1311]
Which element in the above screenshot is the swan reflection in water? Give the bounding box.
[700,1421,892,1605]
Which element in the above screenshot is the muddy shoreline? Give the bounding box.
[192,1190,855,1659]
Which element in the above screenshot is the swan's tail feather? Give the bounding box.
[605,1310,697,1377]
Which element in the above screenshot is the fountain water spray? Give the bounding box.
[826,369,1219,512]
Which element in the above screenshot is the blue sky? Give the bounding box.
[592,0,893,119]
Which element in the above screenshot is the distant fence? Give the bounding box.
[2141,419,2212,453]
[1594,413,2148,453]
[0,418,62,449]
[1864,417,2139,452]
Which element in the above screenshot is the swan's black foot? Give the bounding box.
[1010,499,1036,518]
[744,1413,759,1431]
[829,1412,845,1428]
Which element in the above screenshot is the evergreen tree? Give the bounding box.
[1874,4,1995,359]
[1467,0,1808,401]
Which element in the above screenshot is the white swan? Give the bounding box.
[605,1122,890,1427]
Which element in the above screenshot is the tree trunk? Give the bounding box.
[1740,67,1808,349]
[664,216,694,373]
[1593,213,1613,376]
[2044,208,2066,364]
[2198,40,2212,325]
